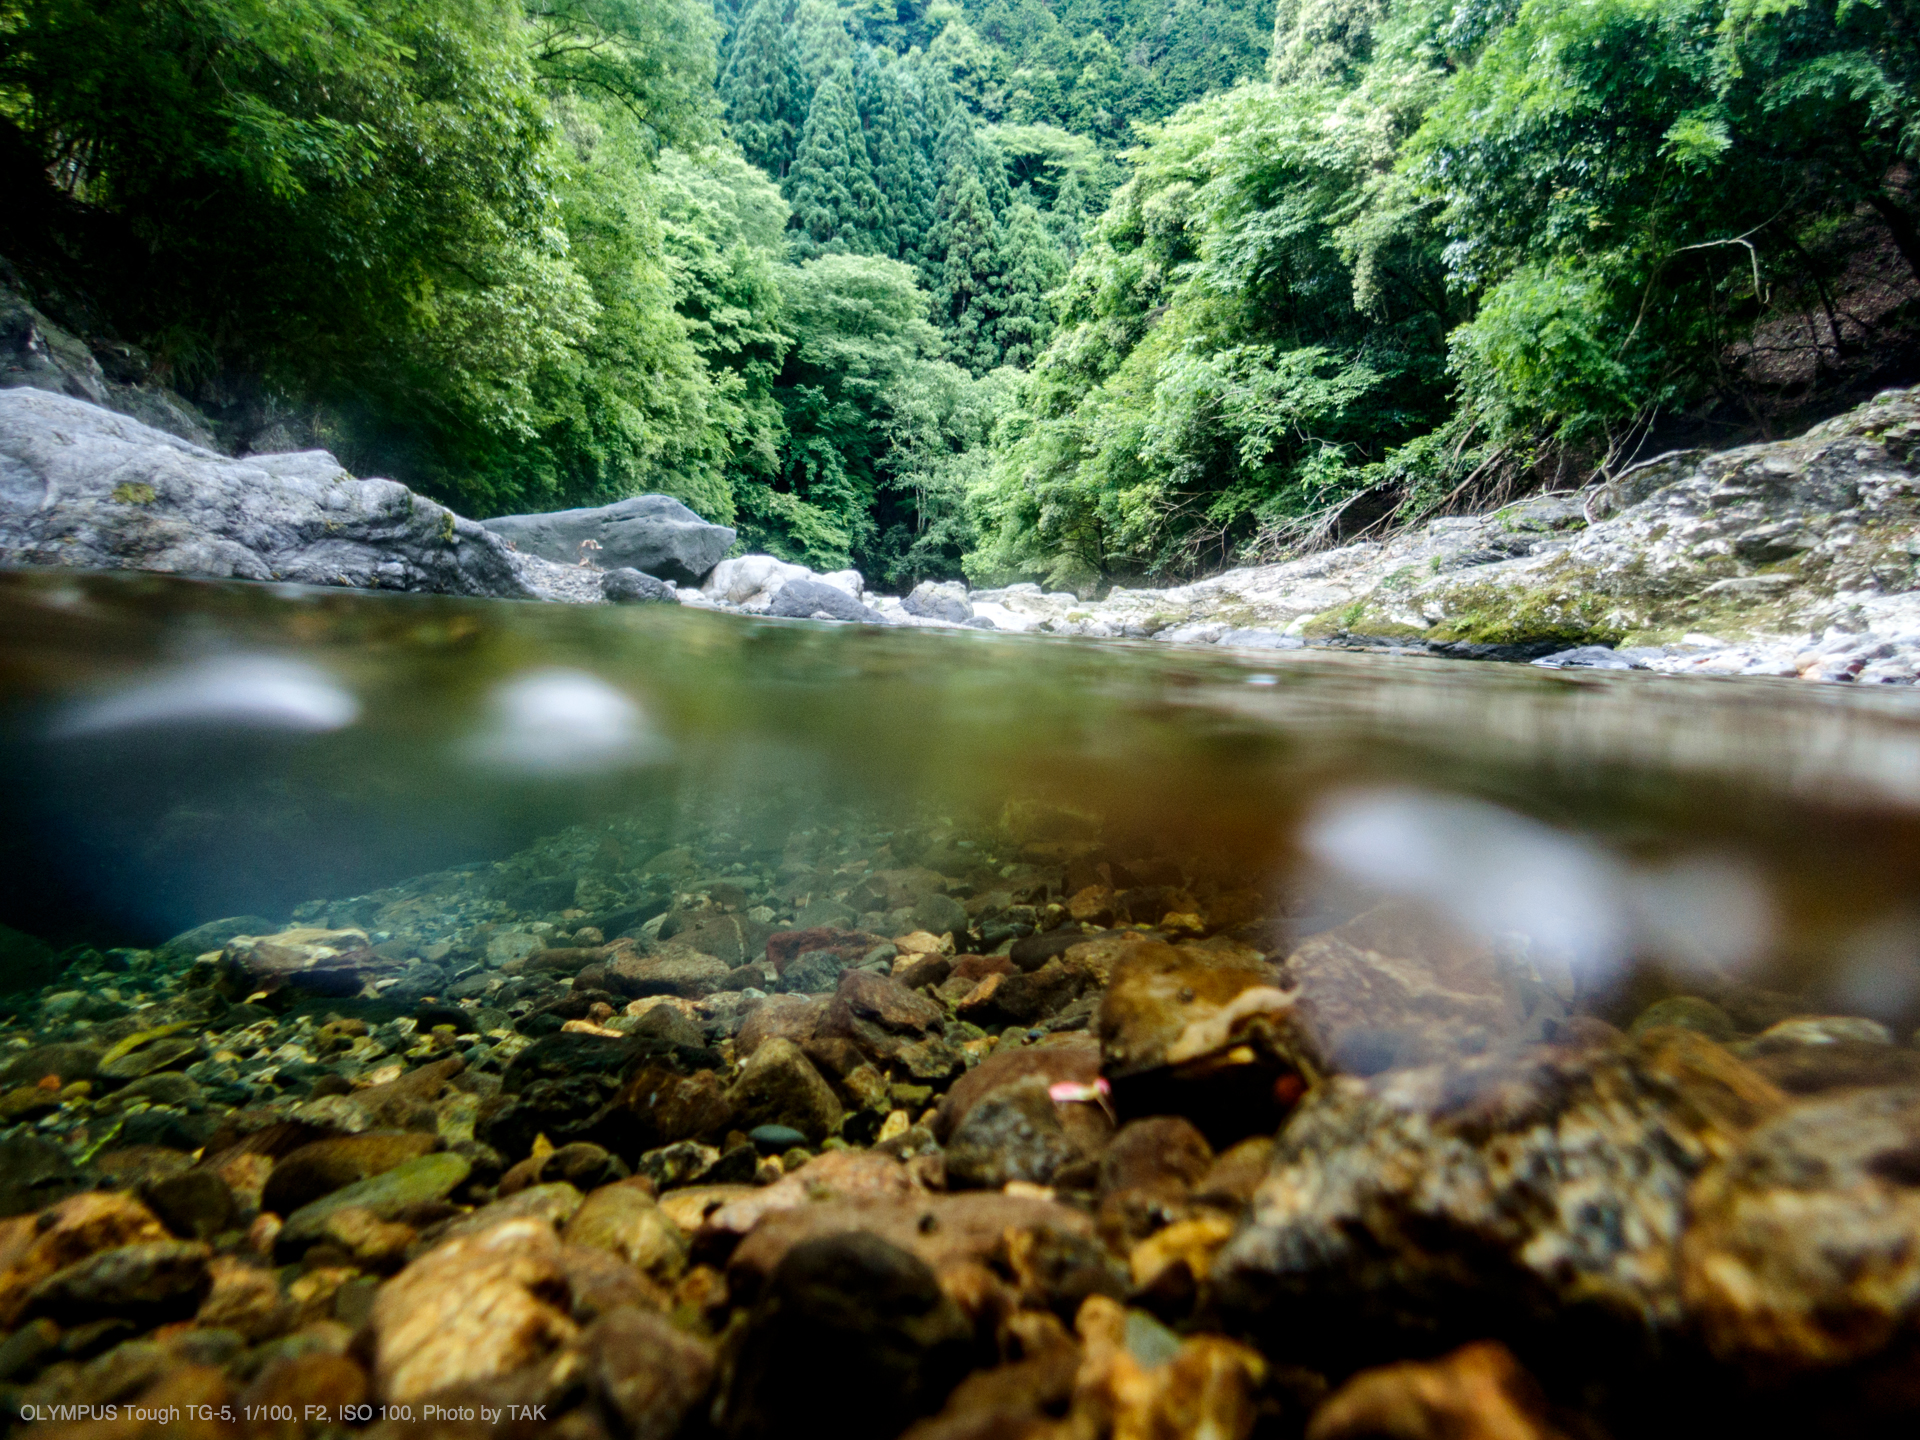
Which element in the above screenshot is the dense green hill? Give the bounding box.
[2,0,1915,592]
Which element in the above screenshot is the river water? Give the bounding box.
[5,567,1920,1017]
[7,567,1920,1436]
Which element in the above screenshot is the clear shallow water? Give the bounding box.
[4,567,1920,1018]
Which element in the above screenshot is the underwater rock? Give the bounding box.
[766,927,891,977]
[1306,1341,1567,1440]
[606,945,735,999]
[933,1041,1103,1142]
[563,1184,688,1285]
[221,927,399,995]
[720,1231,979,1440]
[954,958,1093,1029]
[1099,1117,1214,1199]
[1062,1295,1268,1440]
[137,1169,234,1241]
[1630,995,1737,1040]
[367,1216,579,1403]
[480,494,735,585]
[275,1152,471,1254]
[0,1130,92,1216]
[25,1239,211,1323]
[0,1191,172,1326]
[261,1132,444,1216]
[943,1077,1079,1191]
[725,1037,843,1142]
[1212,1029,1785,1372]
[1097,938,1297,1146]
[1680,1083,1920,1398]
[1282,903,1560,1074]
[584,1305,715,1440]
[818,970,962,1082]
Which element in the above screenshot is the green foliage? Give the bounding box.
[717,0,806,177]
[785,69,891,255]
[933,175,1007,373]
[970,0,1920,589]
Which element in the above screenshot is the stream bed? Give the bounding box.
[2,567,1920,1439]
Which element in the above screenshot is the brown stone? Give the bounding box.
[736,995,829,1056]
[897,1346,1080,1440]
[896,954,954,990]
[827,969,947,1036]
[1742,1039,1920,1095]
[725,1187,1115,1317]
[367,1218,579,1402]
[563,1185,689,1285]
[1680,1082,1920,1392]
[766,927,890,976]
[847,868,952,914]
[724,1038,843,1142]
[1097,939,1283,1077]
[656,1185,758,1234]
[1099,1117,1214,1197]
[354,1056,466,1132]
[932,1038,1101,1142]
[952,954,1014,982]
[1305,1341,1565,1440]
[1068,1295,1267,1440]
[1282,904,1554,1076]
[583,1306,714,1440]
[673,913,774,968]
[318,1207,416,1270]
[196,1254,295,1340]
[432,1182,584,1243]
[240,1353,369,1440]
[1213,1031,1786,1372]
[26,1238,212,1321]
[0,1191,170,1327]
[1194,1137,1274,1207]
[611,1066,735,1153]
[262,1133,443,1216]
[606,945,734,999]
[504,945,612,976]
[0,1043,102,1089]
[557,1242,671,1322]
[702,1150,927,1249]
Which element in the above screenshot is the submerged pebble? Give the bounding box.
[0,798,1913,1439]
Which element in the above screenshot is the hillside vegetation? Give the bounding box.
[2,0,1916,591]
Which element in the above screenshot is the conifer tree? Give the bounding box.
[857,59,938,267]
[785,70,890,257]
[993,201,1065,368]
[792,0,856,98]
[931,173,1006,374]
[932,112,1010,221]
[719,0,806,178]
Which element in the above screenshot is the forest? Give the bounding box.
[1,0,1916,592]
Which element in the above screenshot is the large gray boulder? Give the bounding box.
[2,283,220,451]
[768,577,886,623]
[481,494,734,584]
[0,389,537,597]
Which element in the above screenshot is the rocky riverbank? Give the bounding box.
[10,366,1920,681]
[1,804,1919,1438]
[17,389,1920,685]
